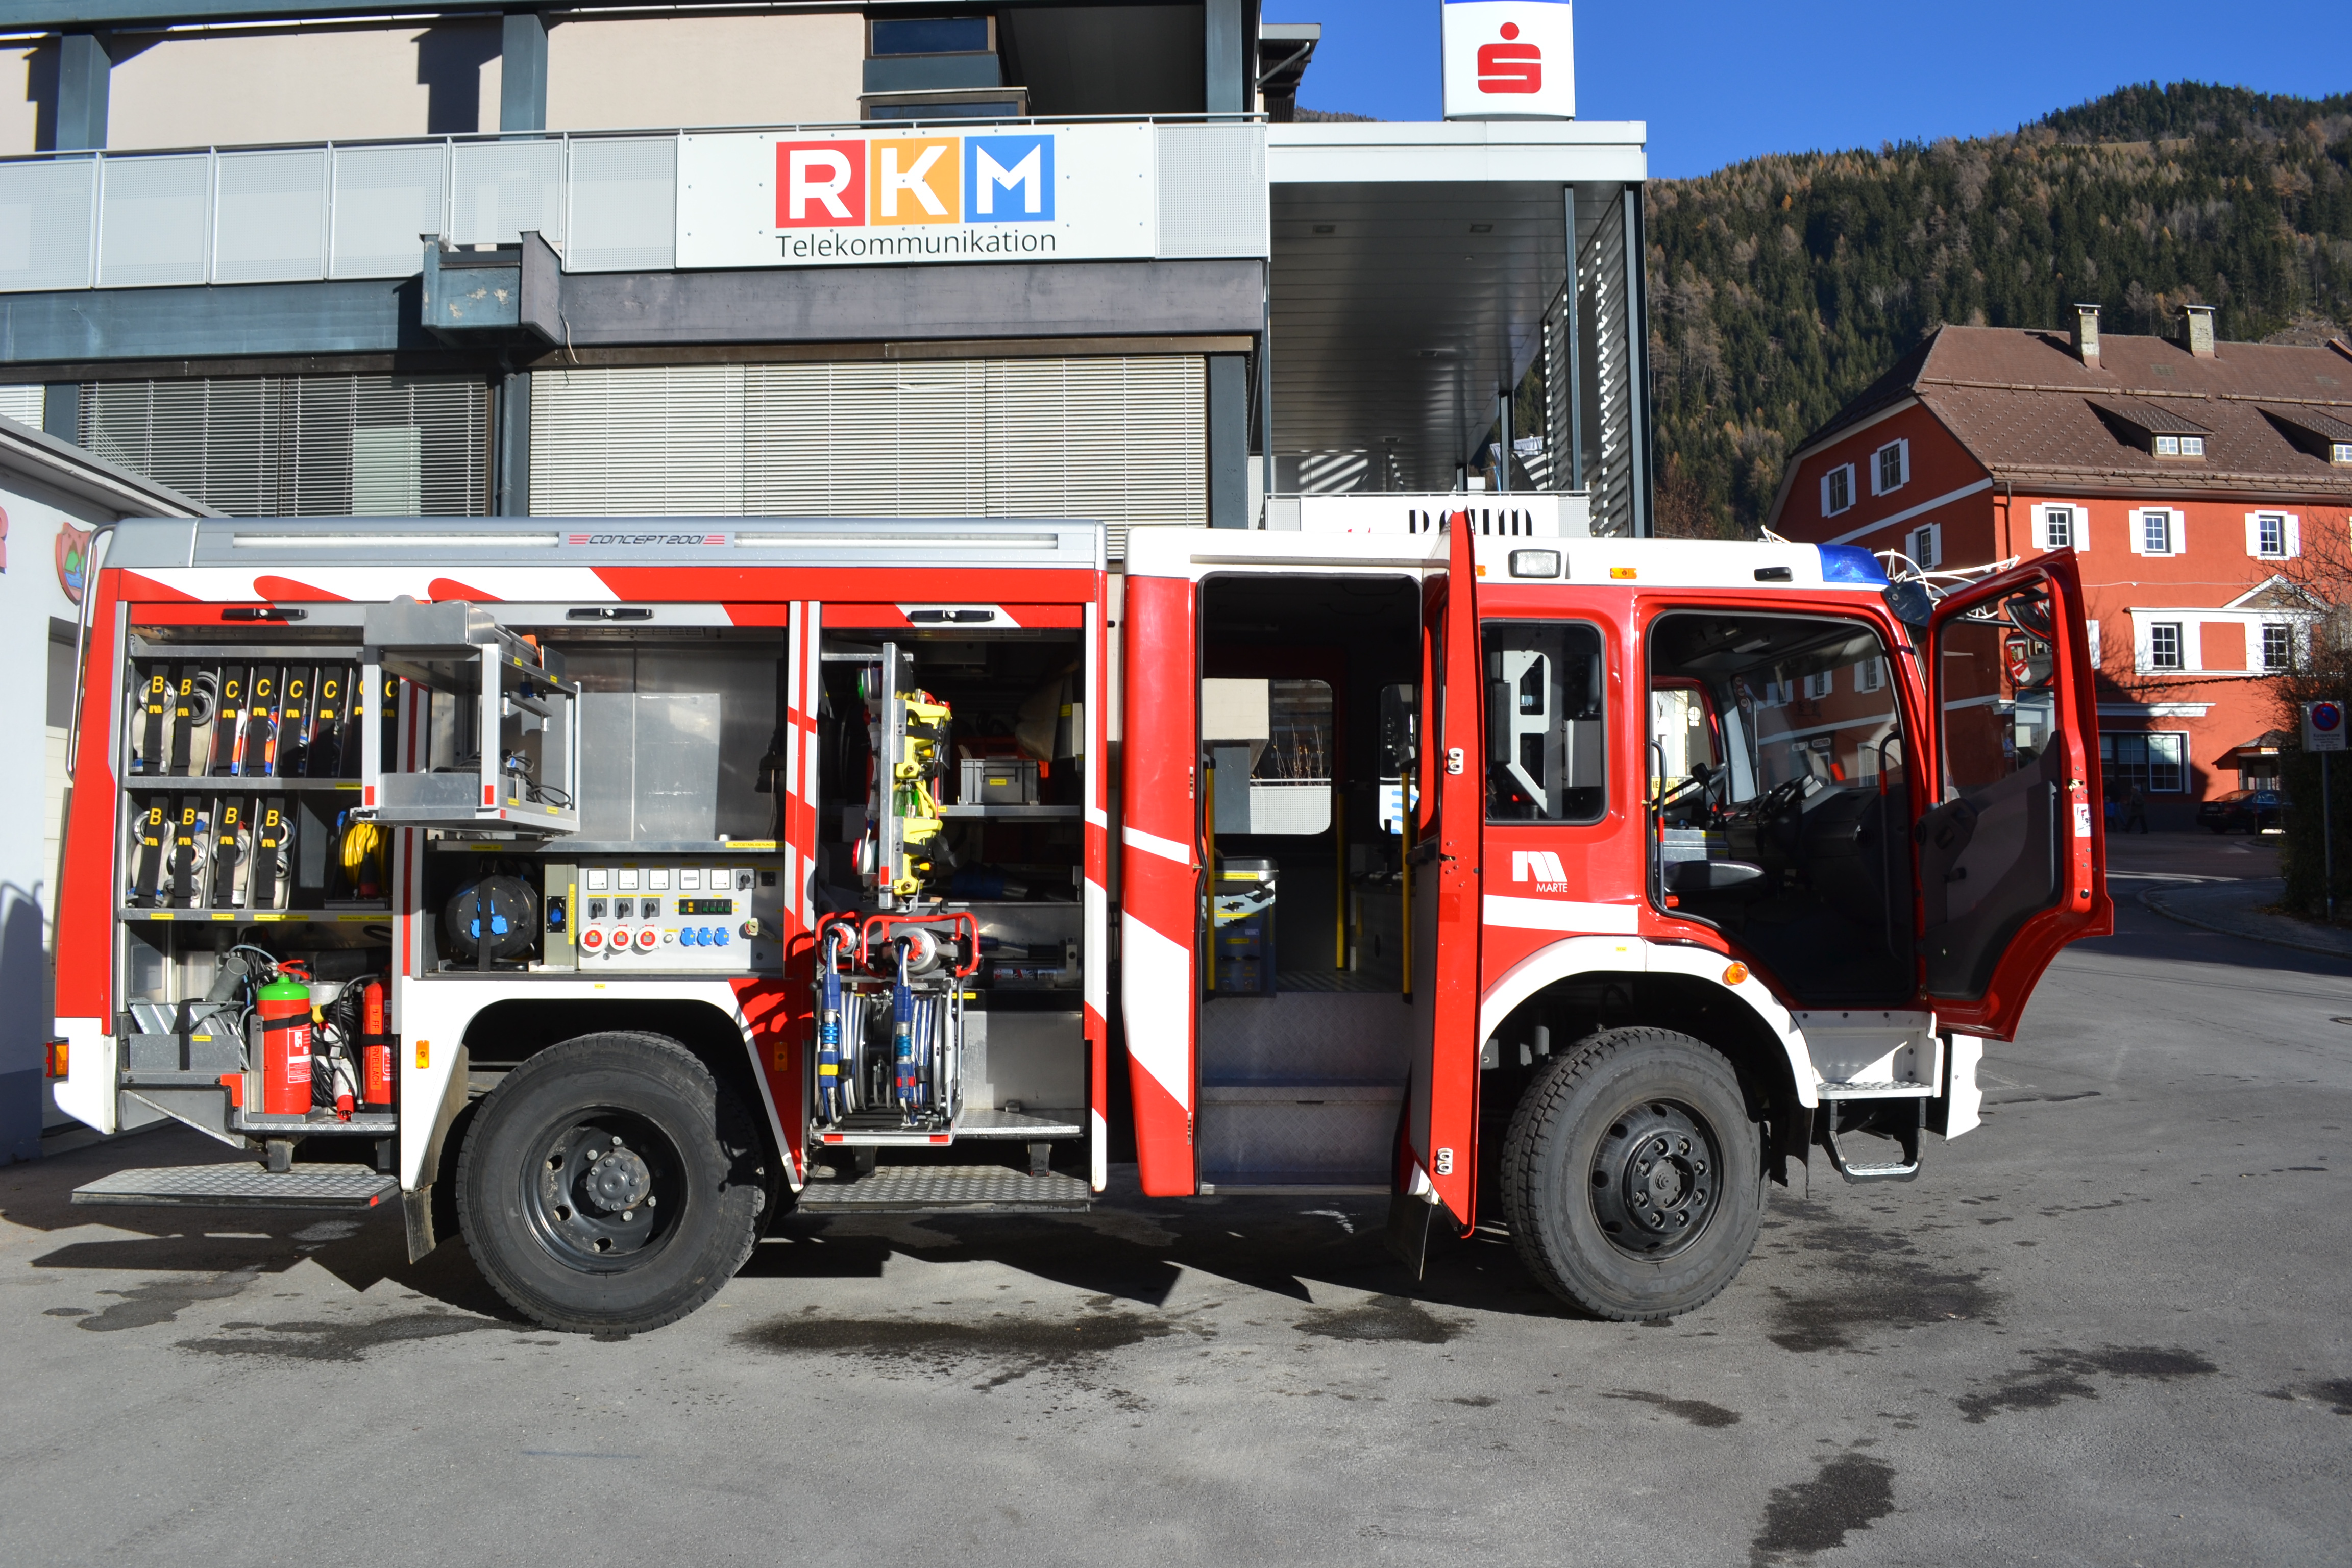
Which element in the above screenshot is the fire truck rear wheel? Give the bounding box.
[1501,1027,1762,1321]
[456,1031,765,1334]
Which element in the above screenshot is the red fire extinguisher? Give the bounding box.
[359,978,395,1110]
[257,960,314,1116]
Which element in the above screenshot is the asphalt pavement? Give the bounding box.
[2,833,2345,1567]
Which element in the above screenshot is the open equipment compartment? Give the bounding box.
[806,619,1090,1179]
[112,622,399,1156]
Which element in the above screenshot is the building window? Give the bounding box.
[1802,671,1834,701]
[2040,505,2075,550]
[871,16,992,53]
[1909,523,1941,569]
[2148,622,2183,670]
[2140,510,2176,555]
[1872,439,1908,495]
[2263,623,2295,671]
[1821,463,1854,517]
[1856,657,1886,694]
[2086,619,2101,667]
[2257,513,2286,558]
[2102,732,2188,793]
[2333,441,2352,465]
[2152,434,2205,458]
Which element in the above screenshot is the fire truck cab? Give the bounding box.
[52,513,2109,1332]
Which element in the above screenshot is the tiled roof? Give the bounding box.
[1795,326,2352,499]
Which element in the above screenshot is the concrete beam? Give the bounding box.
[499,11,547,135]
[54,32,109,150]
[0,261,1265,365]
[1207,353,1246,527]
[549,259,1267,347]
[1204,0,1245,115]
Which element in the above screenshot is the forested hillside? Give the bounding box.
[1638,83,2352,537]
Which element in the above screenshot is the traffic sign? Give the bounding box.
[2305,700,2346,752]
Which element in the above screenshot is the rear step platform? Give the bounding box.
[797,1163,1091,1214]
[72,1164,400,1211]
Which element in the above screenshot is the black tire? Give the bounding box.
[456,1031,764,1334]
[1500,1027,1763,1321]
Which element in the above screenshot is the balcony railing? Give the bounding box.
[0,117,1268,295]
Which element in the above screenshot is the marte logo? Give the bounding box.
[1511,849,1568,890]
[1478,21,1541,93]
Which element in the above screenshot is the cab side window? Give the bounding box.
[1483,621,1606,823]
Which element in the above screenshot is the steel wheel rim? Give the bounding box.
[1587,1098,1722,1260]
[520,1107,685,1273]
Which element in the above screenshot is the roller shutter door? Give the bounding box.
[530,357,1206,557]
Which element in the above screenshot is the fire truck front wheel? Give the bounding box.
[1501,1027,1763,1321]
[456,1031,766,1334]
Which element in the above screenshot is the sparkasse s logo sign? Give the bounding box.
[1442,1,1575,121]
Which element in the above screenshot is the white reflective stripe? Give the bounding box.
[134,566,621,602]
[1123,825,1192,866]
[1083,876,1108,1016]
[51,1016,114,1135]
[1091,1108,1108,1192]
[1483,894,1639,934]
[1119,913,1191,1111]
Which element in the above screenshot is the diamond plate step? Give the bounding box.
[72,1164,400,1210]
[796,1163,1091,1213]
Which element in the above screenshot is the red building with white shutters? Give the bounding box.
[1770,308,2352,827]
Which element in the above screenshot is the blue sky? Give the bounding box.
[1265,1,2350,179]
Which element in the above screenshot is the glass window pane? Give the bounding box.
[872,17,991,53]
[1483,621,1606,823]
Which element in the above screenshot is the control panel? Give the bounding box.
[558,861,778,971]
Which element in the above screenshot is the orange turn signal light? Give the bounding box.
[1609,567,1638,579]
[1723,962,1750,985]
[44,1038,67,1079]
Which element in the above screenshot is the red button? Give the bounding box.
[634,927,660,952]
[580,927,604,951]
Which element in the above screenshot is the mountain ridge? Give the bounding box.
[1634,81,2352,537]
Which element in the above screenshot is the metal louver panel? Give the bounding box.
[79,375,487,517]
[0,384,45,425]
[531,358,1205,557]
[530,364,745,514]
[566,137,677,272]
[1579,194,1634,539]
[97,154,210,289]
[213,148,329,285]
[0,157,96,291]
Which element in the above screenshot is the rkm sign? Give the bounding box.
[1442,1,1575,120]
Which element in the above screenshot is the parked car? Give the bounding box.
[2198,789,2284,834]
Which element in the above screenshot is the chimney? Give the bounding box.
[2179,303,2217,359]
[2071,304,2101,369]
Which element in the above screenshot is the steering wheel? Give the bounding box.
[1729,774,1807,825]
[1657,762,1722,818]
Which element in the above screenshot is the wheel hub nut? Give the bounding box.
[587,1147,653,1211]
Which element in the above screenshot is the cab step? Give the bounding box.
[72,1163,400,1210]
[795,1163,1091,1213]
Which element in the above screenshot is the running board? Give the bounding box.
[795,1163,1091,1213]
[73,1164,401,1210]
[1818,1100,1922,1183]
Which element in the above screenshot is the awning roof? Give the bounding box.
[1267,121,1646,491]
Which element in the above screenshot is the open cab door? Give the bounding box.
[1916,552,2112,1039]
[1392,512,1485,1265]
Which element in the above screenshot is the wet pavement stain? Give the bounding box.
[1953,1345,2219,1423]
[1749,1451,1896,1566]
[1603,1389,1742,1428]
[1761,1208,1995,1353]
[736,1308,1178,1389]
[73,1270,259,1332]
[1294,1295,1463,1344]
[177,1313,498,1363]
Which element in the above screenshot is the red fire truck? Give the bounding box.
[52,512,2109,1332]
